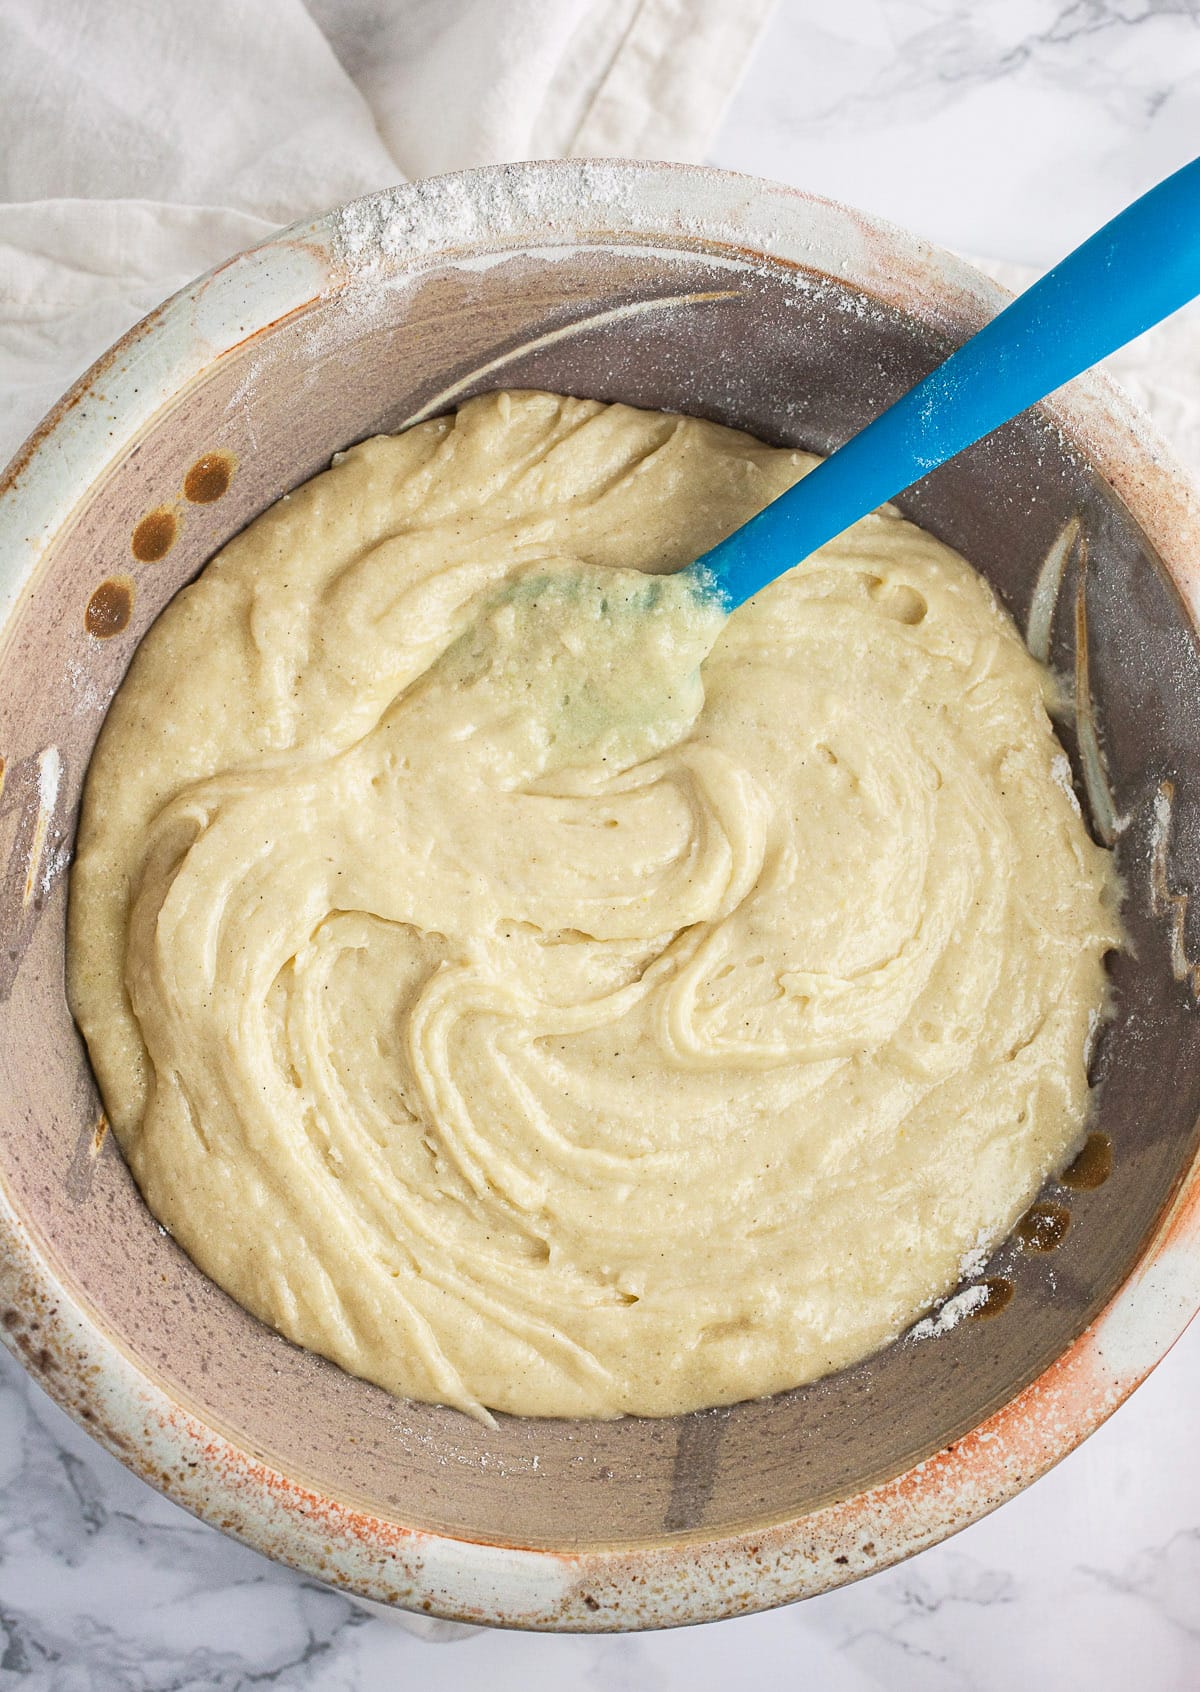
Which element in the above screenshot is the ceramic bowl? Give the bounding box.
[2,161,1200,1632]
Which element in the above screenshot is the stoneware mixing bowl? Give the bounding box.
[2,160,1200,1633]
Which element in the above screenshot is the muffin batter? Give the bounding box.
[67,391,1119,1421]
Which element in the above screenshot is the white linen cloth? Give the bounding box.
[0,0,775,466]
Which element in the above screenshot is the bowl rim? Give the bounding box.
[4,157,1200,1632]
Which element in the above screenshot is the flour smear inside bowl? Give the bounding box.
[67,390,1119,1422]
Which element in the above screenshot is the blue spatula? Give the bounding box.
[684,155,1200,611]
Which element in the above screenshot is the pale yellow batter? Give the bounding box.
[67,390,1119,1421]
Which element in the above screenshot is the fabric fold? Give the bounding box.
[0,0,777,469]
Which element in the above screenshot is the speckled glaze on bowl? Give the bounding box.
[2,161,1200,1633]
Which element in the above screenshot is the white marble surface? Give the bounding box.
[5,1325,1200,1687]
[718,0,1200,267]
[6,1,1200,1686]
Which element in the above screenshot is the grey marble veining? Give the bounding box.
[4,1315,1200,1687]
[0,1350,369,1685]
[714,0,1200,265]
[5,1,1200,1686]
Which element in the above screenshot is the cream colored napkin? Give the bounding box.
[0,0,775,466]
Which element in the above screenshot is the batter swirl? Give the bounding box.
[68,391,1119,1420]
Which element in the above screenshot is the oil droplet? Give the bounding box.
[1016,1202,1071,1253]
[183,451,235,504]
[85,577,134,638]
[969,1277,1014,1319]
[1061,1132,1112,1191]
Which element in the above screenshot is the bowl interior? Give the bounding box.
[2,235,1199,1552]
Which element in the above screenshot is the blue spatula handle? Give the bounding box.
[691,155,1200,611]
